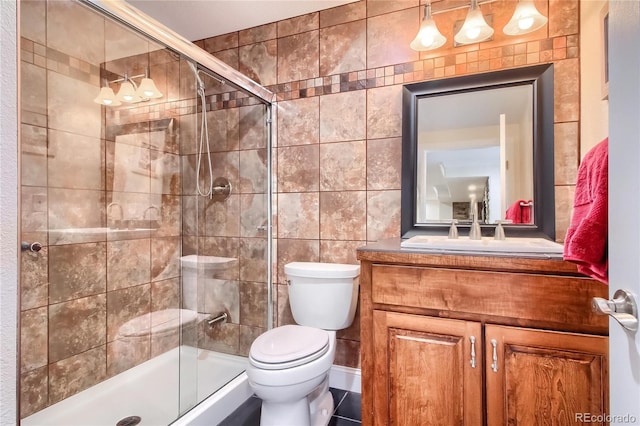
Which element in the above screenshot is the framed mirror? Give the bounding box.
[401,64,555,239]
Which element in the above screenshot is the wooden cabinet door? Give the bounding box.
[372,311,483,425]
[485,325,609,426]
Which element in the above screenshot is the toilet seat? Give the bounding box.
[249,325,329,370]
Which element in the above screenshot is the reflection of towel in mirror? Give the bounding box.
[505,199,532,224]
[563,138,608,284]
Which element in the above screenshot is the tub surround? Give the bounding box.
[357,239,608,425]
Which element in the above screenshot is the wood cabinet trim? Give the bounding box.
[370,264,608,335]
[357,244,581,276]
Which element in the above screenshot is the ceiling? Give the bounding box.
[126,0,358,42]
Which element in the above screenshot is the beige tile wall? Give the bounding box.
[195,0,581,369]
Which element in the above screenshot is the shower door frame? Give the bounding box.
[16,0,275,422]
[82,0,274,104]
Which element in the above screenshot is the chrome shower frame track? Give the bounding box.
[82,0,275,104]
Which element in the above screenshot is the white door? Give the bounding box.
[608,0,640,423]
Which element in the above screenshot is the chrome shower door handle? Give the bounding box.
[592,289,639,332]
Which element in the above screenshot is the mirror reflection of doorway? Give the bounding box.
[416,84,533,225]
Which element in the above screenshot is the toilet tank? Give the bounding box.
[284,262,360,330]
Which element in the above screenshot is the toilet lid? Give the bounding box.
[249,325,329,370]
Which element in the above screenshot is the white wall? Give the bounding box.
[580,0,609,158]
[0,1,18,425]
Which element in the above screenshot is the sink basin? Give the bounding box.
[400,235,564,255]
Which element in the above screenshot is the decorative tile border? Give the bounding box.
[21,37,100,86]
[259,35,577,102]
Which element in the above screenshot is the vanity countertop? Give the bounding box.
[357,238,581,276]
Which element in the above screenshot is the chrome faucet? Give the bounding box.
[142,205,160,220]
[141,205,161,229]
[469,212,482,240]
[107,202,123,220]
[468,195,482,240]
[107,202,123,228]
[494,220,507,240]
[448,219,459,239]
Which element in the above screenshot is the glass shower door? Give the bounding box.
[20,1,191,424]
[20,1,271,424]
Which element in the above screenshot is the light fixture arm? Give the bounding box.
[109,71,145,86]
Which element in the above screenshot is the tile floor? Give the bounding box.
[218,388,362,425]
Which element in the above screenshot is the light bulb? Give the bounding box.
[503,0,548,36]
[136,77,163,99]
[93,86,121,106]
[117,81,138,103]
[421,34,435,47]
[454,0,494,45]
[518,16,534,30]
[466,26,481,40]
[410,3,447,51]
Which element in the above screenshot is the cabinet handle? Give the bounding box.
[490,338,498,372]
[469,336,476,368]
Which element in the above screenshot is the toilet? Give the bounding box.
[114,255,237,355]
[246,262,360,426]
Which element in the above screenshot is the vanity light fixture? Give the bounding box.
[93,67,162,106]
[116,74,142,103]
[503,0,548,35]
[409,0,548,51]
[410,2,447,51]
[454,0,494,45]
[93,85,121,106]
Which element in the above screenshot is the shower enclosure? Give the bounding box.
[18,0,273,424]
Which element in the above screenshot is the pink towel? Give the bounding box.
[563,138,608,284]
[505,199,532,224]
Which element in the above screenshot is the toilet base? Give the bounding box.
[258,376,333,426]
[308,382,333,426]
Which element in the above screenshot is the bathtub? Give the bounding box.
[22,346,248,426]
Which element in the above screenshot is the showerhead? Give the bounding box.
[188,61,205,91]
[188,61,226,93]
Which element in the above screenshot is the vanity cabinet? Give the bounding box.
[485,324,607,425]
[372,311,483,425]
[358,240,609,426]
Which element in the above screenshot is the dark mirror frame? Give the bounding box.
[401,64,555,240]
